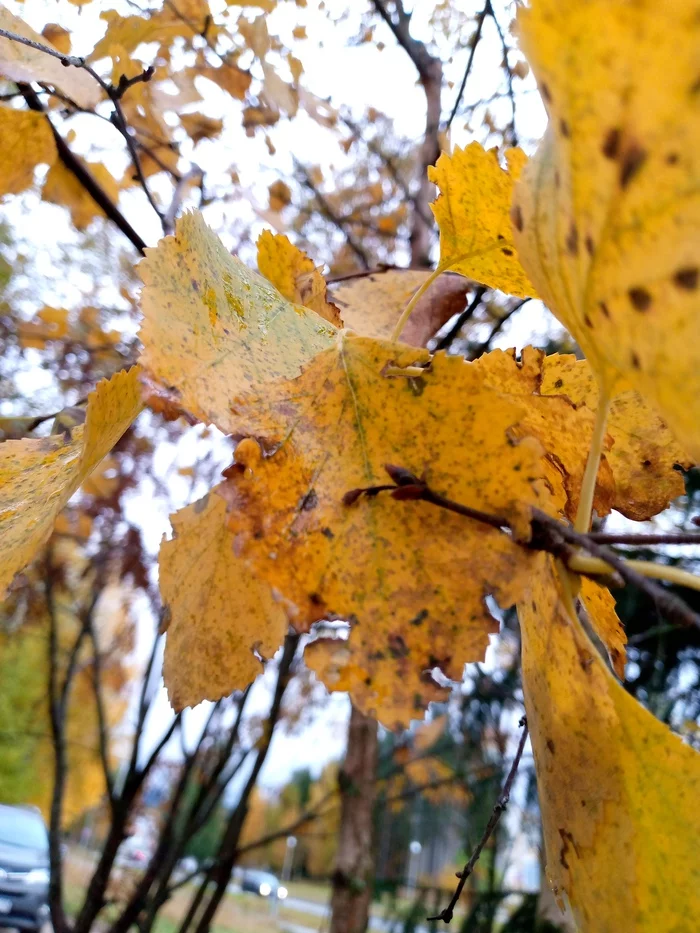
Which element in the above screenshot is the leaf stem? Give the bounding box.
[568,554,700,595]
[574,387,611,534]
[391,263,446,342]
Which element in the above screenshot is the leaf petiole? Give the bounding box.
[568,554,700,595]
[573,387,611,534]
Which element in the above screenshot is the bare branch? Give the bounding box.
[428,717,529,923]
[446,5,489,130]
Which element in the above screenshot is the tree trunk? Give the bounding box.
[329,704,379,933]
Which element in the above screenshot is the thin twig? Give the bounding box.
[427,717,529,923]
[486,1,518,146]
[587,531,700,546]
[433,286,487,352]
[446,4,489,130]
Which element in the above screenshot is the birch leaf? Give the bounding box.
[0,368,142,599]
[520,555,700,933]
[513,0,700,458]
[429,142,536,298]
[138,212,337,435]
[160,490,286,710]
[0,5,100,108]
[0,107,56,198]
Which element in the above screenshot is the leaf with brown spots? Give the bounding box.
[472,347,616,522]
[331,269,470,347]
[256,230,342,326]
[217,336,552,726]
[429,142,537,298]
[160,489,287,711]
[0,368,142,599]
[513,0,700,458]
[519,555,700,933]
[138,212,337,435]
[540,354,692,520]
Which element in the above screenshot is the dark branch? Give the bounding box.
[446,4,489,130]
[344,466,700,632]
[428,717,529,924]
[433,286,487,352]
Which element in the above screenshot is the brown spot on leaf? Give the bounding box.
[540,82,552,104]
[583,314,593,328]
[666,152,679,165]
[501,247,514,256]
[560,118,570,137]
[547,738,556,753]
[599,301,611,319]
[602,127,621,159]
[388,633,409,658]
[565,222,579,256]
[585,235,594,256]
[631,351,641,370]
[673,267,699,290]
[511,204,524,232]
[628,286,652,311]
[620,144,647,188]
[300,489,318,511]
[409,609,429,626]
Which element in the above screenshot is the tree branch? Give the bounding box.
[428,717,529,923]
[446,4,489,130]
[344,465,700,631]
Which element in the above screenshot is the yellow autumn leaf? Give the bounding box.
[268,179,291,212]
[0,106,56,198]
[540,354,692,520]
[0,5,100,109]
[160,490,286,711]
[198,63,252,101]
[256,230,341,326]
[179,112,224,143]
[513,0,700,458]
[43,160,119,230]
[519,555,700,933]
[41,24,71,55]
[0,368,142,599]
[579,575,626,679]
[220,336,551,726]
[429,142,536,298]
[472,347,615,522]
[89,7,202,61]
[138,212,337,435]
[331,269,469,346]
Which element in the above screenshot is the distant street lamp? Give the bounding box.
[406,840,422,893]
[281,835,297,885]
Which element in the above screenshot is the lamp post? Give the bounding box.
[406,840,422,893]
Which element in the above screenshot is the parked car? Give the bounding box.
[240,869,287,900]
[0,803,50,932]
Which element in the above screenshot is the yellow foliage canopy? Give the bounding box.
[519,556,700,932]
[0,107,56,198]
[160,490,286,711]
[138,212,337,435]
[0,368,142,599]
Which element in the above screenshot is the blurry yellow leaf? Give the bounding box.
[0,106,56,197]
[160,490,286,710]
[520,555,700,933]
[262,64,298,116]
[41,24,70,55]
[198,63,251,100]
[413,714,447,752]
[332,269,469,346]
[242,105,279,134]
[81,455,119,498]
[0,368,142,599]
[43,160,119,230]
[37,306,69,336]
[292,25,307,39]
[267,179,291,212]
[287,53,303,84]
[138,212,337,435]
[17,306,68,348]
[513,0,700,458]
[239,14,270,58]
[540,354,692,520]
[257,230,341,326]
[579,576,626,679]
[0,6,100,108]
[90,7,202,60]
[221,337,551,727]
[429,142,536,297]
[228,0,276,9]
[180,112,223,143]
